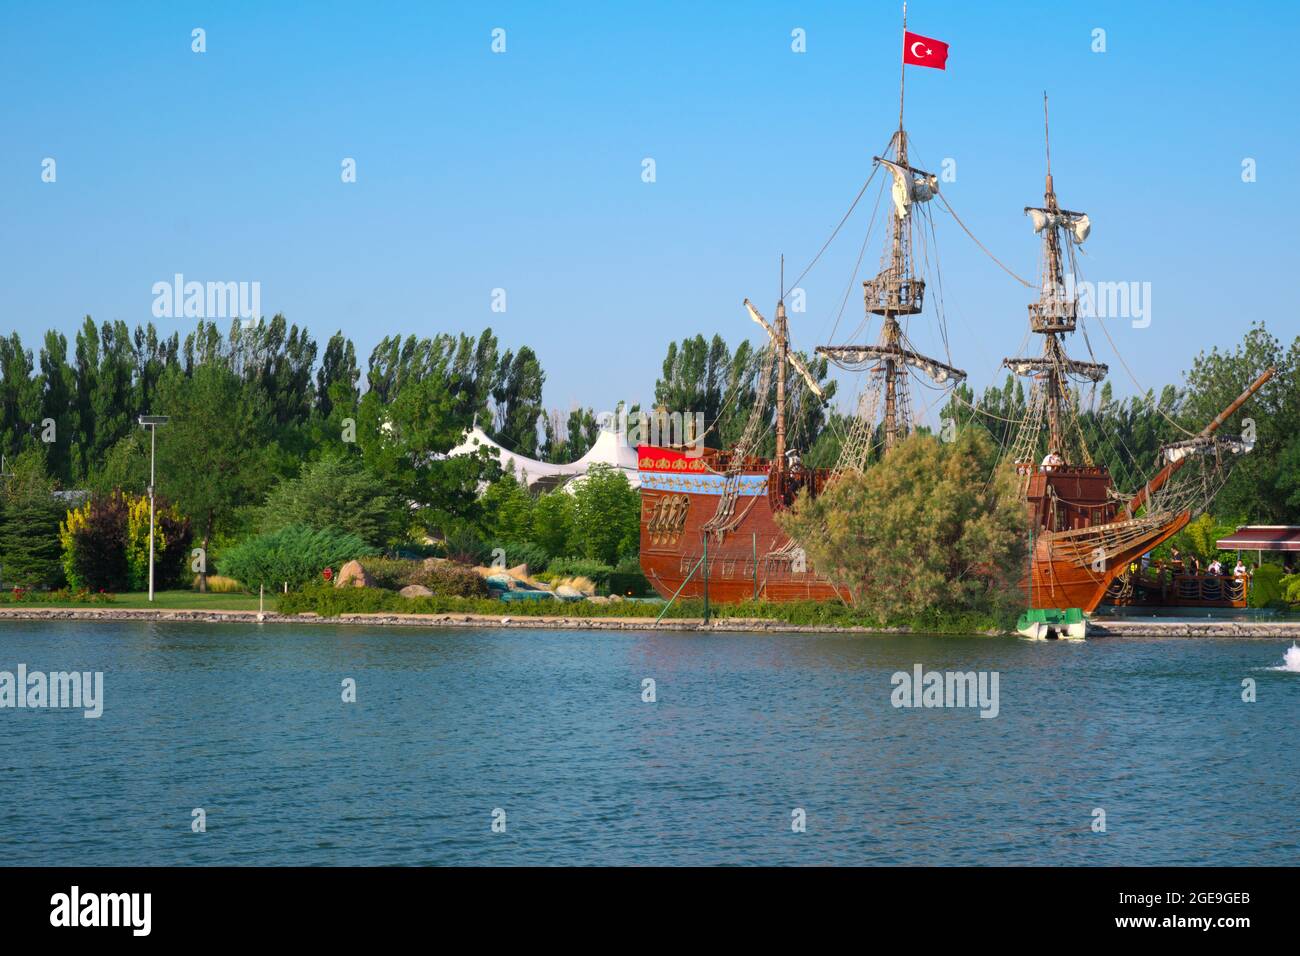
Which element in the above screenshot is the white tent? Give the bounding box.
[448,423,640,491]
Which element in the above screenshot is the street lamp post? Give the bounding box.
[138,416,170,601]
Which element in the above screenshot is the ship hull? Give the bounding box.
[637,446,846,603]
[1026,511,1191,613]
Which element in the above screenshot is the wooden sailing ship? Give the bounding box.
[1003,97,1273,615]
[638,8,965,603]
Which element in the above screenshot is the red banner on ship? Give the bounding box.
[637,446,709,474]
[903,31,948,70]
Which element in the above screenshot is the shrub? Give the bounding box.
[0,587,115,606]
[61,492,130,591]
[1247,563,1285,608]
[219,525,376,591]
[607,570,650,597]
[441,524,489,565]
[1283,574,1300,606]
[609,554,649,595]
[357,555,489,597]
[546,557,614,587]
[191,574,244,593]
[424,561,489,598]
[59,490,190,593]
[358,556,422,590]
[125,494,192,591]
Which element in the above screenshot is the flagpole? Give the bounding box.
[898,2,907,136]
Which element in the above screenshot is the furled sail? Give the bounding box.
[880,158,939,220]
[1026,208,1091,244]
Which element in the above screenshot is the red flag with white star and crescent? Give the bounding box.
[903,30,948,70]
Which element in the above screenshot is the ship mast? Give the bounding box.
[816,2,965,466]
[883,2,909,451]
[1039,94,1069,454]
[1003,94,1107,467]
[775,256,788,472]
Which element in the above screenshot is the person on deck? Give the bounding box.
[1207,558,1223,575]
[1234,559,1249,577]
[1041,449,1064,472]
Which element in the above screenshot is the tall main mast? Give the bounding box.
[816,2,964,466]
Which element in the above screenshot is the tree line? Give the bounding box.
[1,314,1295,594]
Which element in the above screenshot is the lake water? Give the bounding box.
[1,621,1296,866]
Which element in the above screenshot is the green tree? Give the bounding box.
[478,471,534,542]
[1181,322,1298,522]
[530,489,574,557]
[37,331,76,484]
[654,334,729,450]
[0,448,65,589]
[154,362,275,588]
[568,464,639,564]
[0,333,40,463]
[491,346,545,456]
[316,331,360,421]
[779,430,1025,621]
[258,453,406,547]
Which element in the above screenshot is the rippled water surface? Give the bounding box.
[1,621,1296,865]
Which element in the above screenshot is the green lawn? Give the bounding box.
[4,590,280,612]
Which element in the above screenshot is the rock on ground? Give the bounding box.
[334,560,374,589]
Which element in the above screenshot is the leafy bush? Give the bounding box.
[424,561,489,597]
[219,525,376,591]
[1247,563,1285,608]
[357,555,489,597]
[358,556,422,590]
[1283,574,1300,606]
[0,587,116,605]
[607,570,650,597]
[124,494,192,591]
[60,491,190,592]
[609,554,649,595]
[545,557,614,586]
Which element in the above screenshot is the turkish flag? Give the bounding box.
[903,31,949,70]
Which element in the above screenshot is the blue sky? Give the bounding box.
[2,1,1295,426]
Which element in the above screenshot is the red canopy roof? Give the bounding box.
[1215,526,1300,551]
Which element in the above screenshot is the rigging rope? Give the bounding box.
[783,163,882,300]
[935,194,1034,288]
